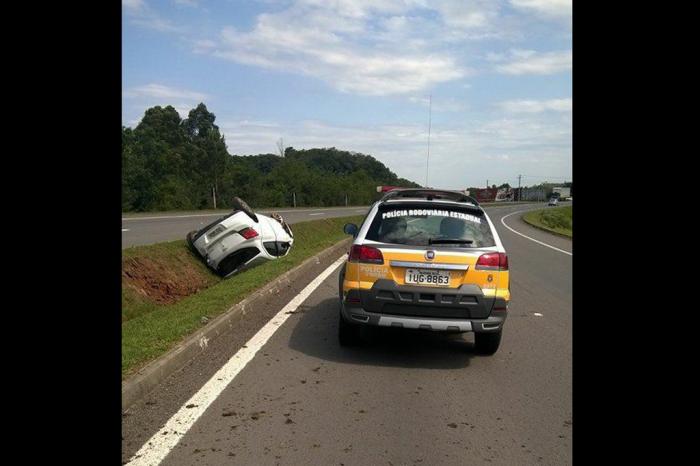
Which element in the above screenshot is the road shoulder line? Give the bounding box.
[500,210,572,256]
[125,254,348,466]
[121,237,352,412]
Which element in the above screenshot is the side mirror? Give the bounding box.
[343,223,358,236]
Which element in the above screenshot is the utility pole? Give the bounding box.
[517,174,522,202]
[345,194,348,206]
[425,94,432,188]
[212,186,217,209]
[293,192,296,208]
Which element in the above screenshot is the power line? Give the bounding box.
[425,94,432,187]
[520,174,572,180]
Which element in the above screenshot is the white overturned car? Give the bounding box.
[187,197,294,277]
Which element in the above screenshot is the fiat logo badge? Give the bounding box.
[425,250,435,260]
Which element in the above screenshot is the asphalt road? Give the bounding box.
[122,207,371,249]
[122,203,572,465]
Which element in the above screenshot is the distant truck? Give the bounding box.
[495,187,514,202]
[467,188,498,203]
[552,187,571,200]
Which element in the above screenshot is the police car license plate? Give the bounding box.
[405,269,450,286]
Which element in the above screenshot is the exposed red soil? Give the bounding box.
[122,255,216,305]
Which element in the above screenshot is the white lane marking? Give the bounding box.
[534,313,543,317]
[500,210,572,256]
[308,212,325,216]
[125,254,347,466]
[122,228,130,232]
[122,207,363,221]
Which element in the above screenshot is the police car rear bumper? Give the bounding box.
[342,280,507,333]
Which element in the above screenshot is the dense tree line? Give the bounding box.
[122,104,420,211]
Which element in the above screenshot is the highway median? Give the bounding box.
[522,205,572,238]
[122,215,361,381]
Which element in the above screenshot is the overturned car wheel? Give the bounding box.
[186,230,201,256]
[232,196,258,223]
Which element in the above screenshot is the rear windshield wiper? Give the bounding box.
[429,238,473,245]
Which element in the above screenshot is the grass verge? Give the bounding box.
[522,206,572,238]
[122,215,361,379]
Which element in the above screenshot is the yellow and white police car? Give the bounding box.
[339,189,510,354]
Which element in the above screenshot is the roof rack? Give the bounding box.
[380,188,480,206]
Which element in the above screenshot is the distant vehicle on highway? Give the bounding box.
[552,187,571,200]
[187,197,294,277]
[339,188,510,355]
[494,187,514,202]
[548,198,559,206]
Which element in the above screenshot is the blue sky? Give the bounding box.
[123,0,572,189]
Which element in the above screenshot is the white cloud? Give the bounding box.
[408,96,468,112]
[510,0,571,18]
[192,39,217,54]
[124,83,208,101]
[197,1,493,96]
[499,98,571,113]
[123,84,210,124]
[123,0,184,33]
[491,49,571,75]
[433,0,501,30]
[213,20,467,95]
[122,0,145,11]
[122,0,572,186]
[131,17,183,33]
[217,113,571,188]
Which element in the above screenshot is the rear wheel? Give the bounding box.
[232,197,258,223]
[186,230,198,250]
[474,330,502,355]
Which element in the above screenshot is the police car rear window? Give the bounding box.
[365,204,496,248]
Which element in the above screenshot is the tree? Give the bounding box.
[122,104,422,212]
[276,138,286,157]
[131,106,191,210]
[182,103,228,208]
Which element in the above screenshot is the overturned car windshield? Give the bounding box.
[365,204,496,248]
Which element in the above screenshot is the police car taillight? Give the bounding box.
[475,252,508,270]
[238,227,259,239]
[348,245,384,264]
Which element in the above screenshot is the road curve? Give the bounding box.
[121,203,559,249]
[122,203,572,465]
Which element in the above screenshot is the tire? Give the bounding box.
[474,330,502,355]
[338,265,346,309]
[186,230,197,249]
[186,230,202,257]
[232,196,258,223]
[338,314,362,346]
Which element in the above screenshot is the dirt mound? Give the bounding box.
[122,255,216,305]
